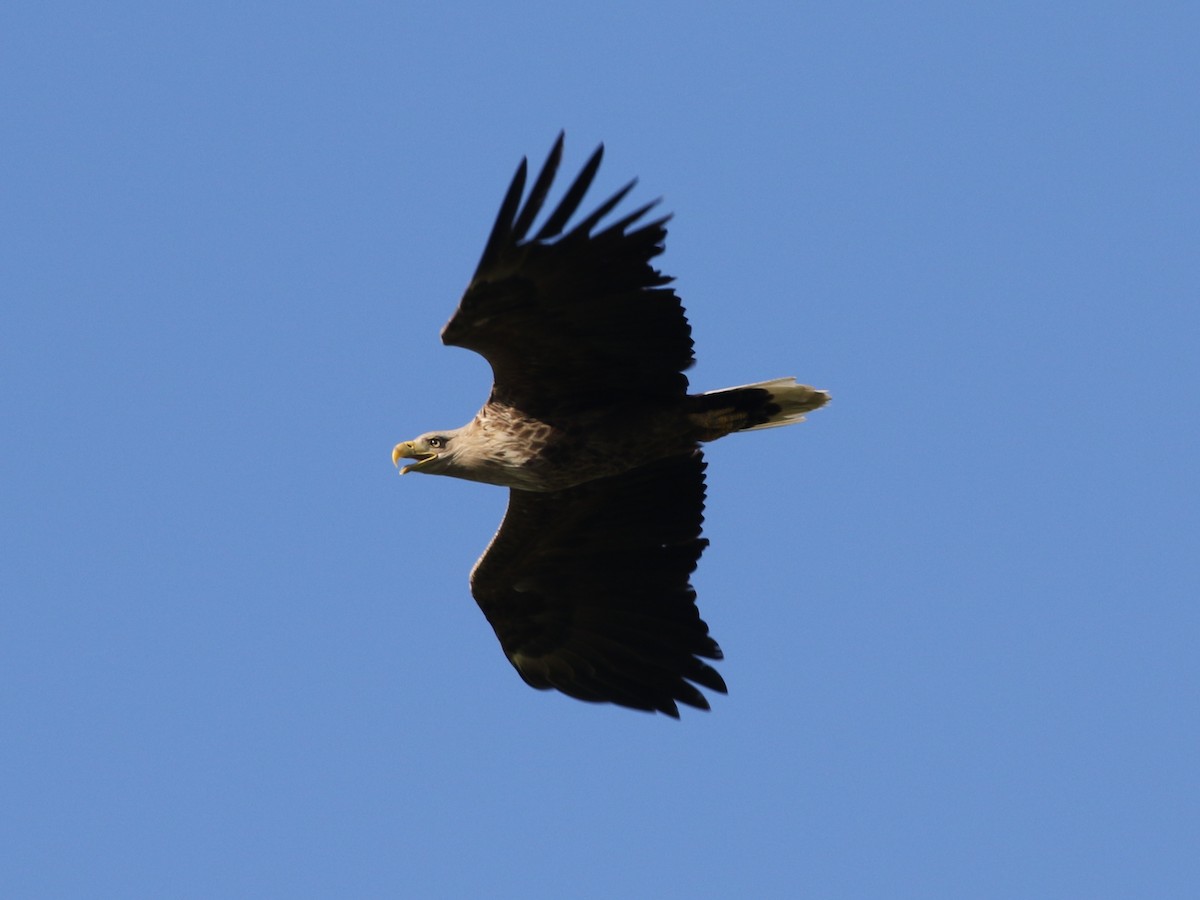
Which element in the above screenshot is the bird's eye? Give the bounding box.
[428,437,444,449]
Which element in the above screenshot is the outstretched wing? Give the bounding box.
[469,451,726,717]
[441,134,694,418]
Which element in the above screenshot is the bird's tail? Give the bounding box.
[688,377,829,441]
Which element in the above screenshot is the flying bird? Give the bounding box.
[393,135,828,716]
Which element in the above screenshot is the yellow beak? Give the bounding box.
[392,441,437,475]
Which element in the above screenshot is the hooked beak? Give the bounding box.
[392,441,437,475]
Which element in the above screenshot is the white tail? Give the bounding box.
[703,377,830,432]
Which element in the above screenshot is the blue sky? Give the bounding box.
[3,2,1197,897]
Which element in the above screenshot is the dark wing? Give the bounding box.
[441,133,694,418]
[470,451,726,717]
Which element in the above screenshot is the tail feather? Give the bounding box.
[690,377,829,440]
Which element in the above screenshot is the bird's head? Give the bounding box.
[392,430,460,476]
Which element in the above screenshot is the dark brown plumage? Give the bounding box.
[470,451,722,715]
[442,137,691,419]
[393,134,828,716]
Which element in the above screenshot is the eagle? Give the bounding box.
[393,135,828,717]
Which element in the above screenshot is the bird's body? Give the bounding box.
[405,378,823,492]
[393,135,828,716]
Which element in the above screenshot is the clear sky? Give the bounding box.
[3,2,1197,897]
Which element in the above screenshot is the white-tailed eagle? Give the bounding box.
[393,135,828,716]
